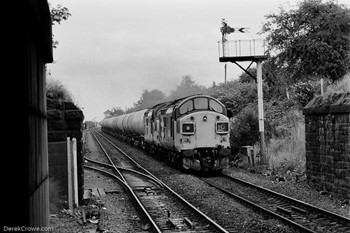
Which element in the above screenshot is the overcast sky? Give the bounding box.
[47,0,349,122]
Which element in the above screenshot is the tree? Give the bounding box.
[206,78,274,117]
[50,4,71,48]
[168,75,206,100]
[230,105,260,155]
[110,107,125,117]
[133,89,167,110]
[261,0,350,83]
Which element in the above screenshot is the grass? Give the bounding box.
[324,74,350,96]
[265,75,349,174]
[266,109,306,174]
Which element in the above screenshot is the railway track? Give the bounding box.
[202,174,350,233]
[86,129,230,233]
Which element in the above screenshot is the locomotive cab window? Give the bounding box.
[179,100,193,115]
[209,99,223,113]
[178,96,226,117]
[194,97,208,110]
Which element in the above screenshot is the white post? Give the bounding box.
[72,138,79,207]
[67,137,73,211]
[257,61,265,162]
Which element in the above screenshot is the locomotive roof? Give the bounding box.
[145,94,224,120]
[151,94,216,113]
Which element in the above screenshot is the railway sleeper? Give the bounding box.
[144,187,156,195]
[183,217,195,229]
[276,206,292,217]
[167,218,188,230]
[291,206,307,215]
[133,186,160,196]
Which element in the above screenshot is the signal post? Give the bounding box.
[219,19,267,162]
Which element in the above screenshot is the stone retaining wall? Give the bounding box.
[303,93,350,199]
[47,97,84,204]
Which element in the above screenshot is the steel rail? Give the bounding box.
[221,173,350,224]
[84,165,162,233]
[84,164,125,187]
[90,130,126,183]
[84,156,114,168]
[94,129,230,233]
[205,180,316,233]
[84,156,164,188]
[94,130,164,186]
[89,130,162,233]
[163,180,230,233]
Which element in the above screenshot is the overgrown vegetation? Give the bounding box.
[261,0,350,83]
[266,110,306,172]
[46,76,75,103]
[324,74,350,96]
[50,3,71,49]
[102,1,350,175]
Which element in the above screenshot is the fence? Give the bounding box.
[218,39,266,58]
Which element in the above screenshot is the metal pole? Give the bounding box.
[256,61,265,162]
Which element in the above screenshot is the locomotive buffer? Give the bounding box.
[218,19,268,161]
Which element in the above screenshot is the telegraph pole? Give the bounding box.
[224,64,227,83]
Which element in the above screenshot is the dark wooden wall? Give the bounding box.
[4,0,53,229]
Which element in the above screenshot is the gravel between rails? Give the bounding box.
[223,169,350,219]
[50,130,149,233]
[100,131,298,233]
[84,130,150,232]
[51,129,349,232]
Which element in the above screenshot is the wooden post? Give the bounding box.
[73,138,79,207]
[67,137,73,211]
[256,61,265,162]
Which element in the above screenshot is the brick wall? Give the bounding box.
[303,93,350,199]
[47,97,84,203]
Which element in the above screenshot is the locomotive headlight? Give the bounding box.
[182,122,194,135]
[216,122,229,134]
[203,116,207,121]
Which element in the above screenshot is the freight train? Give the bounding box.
[100,94,231,172]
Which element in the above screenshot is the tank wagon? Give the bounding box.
[100,94,231,172]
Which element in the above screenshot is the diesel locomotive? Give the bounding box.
[100,94,231,172]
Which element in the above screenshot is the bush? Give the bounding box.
[288,79,322,107]
[46,77,73,102]
[230,105,259,155]
[206,80,258,117]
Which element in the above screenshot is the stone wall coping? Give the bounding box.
[303,92,350,115]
